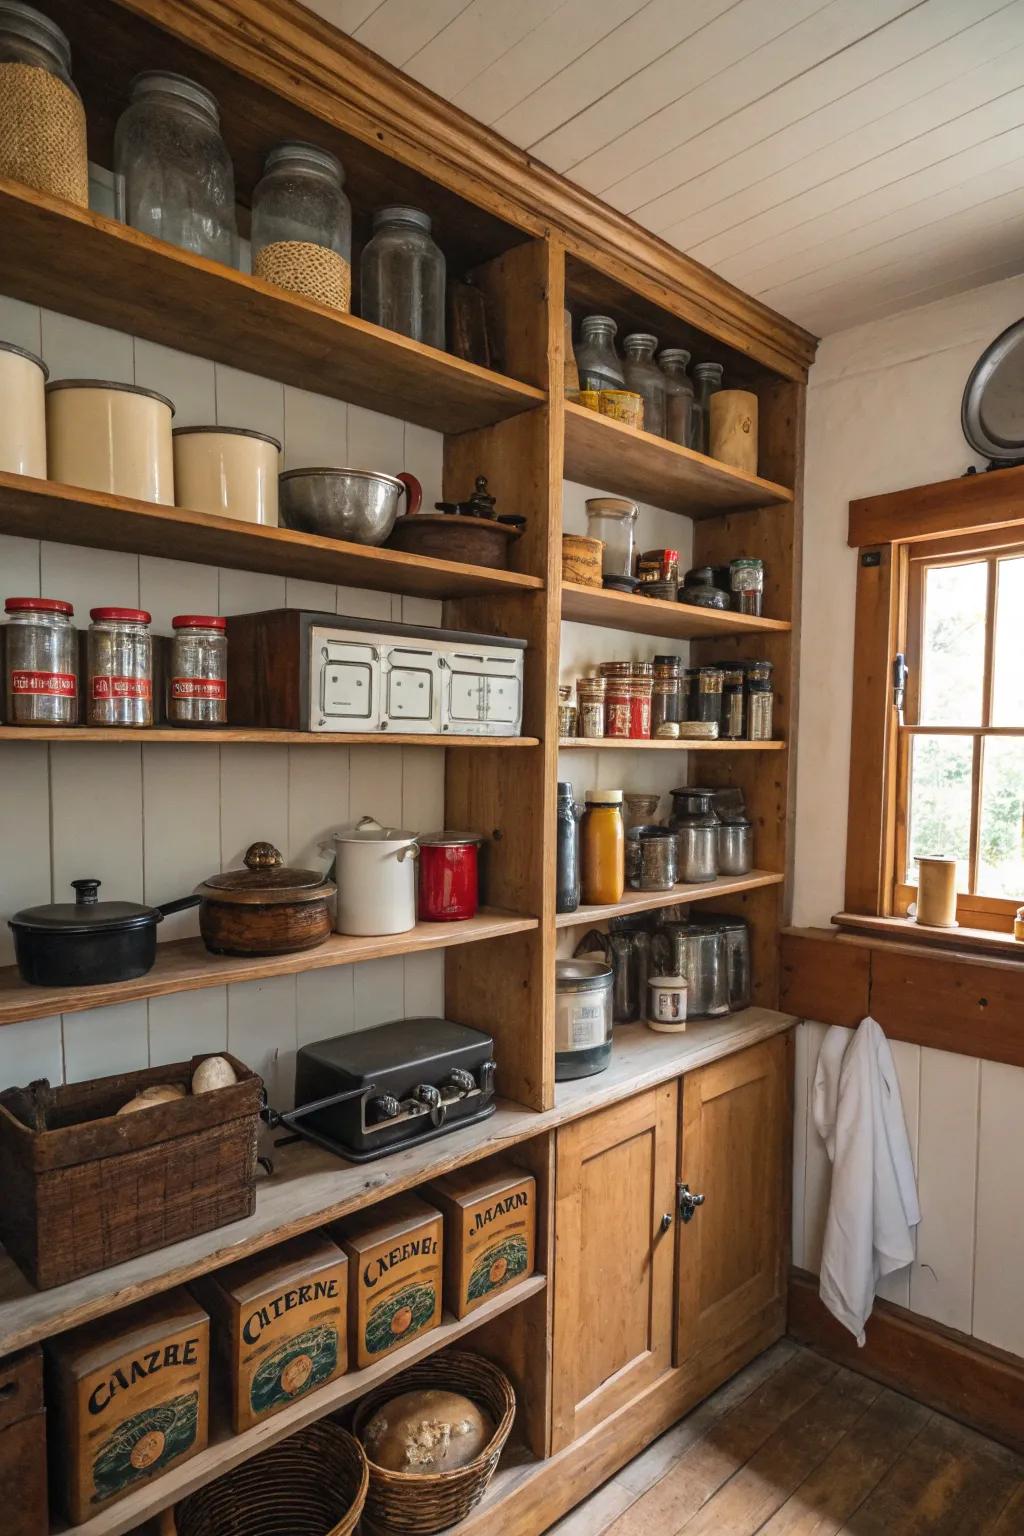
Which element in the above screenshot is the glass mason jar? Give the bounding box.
[622,333,666,437]
[691,361,724,454]
[574,315,625,391]
[360,205,445,349]
[168,614,227,726]
[0,1,88,205]
[659,348,694,447]
[585,496,638,580]
[87,607,153,728]
[114,72,238,265]
[4,595,78,726]
[251,142,352,312]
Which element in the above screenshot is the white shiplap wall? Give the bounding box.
[0,283,446,1110]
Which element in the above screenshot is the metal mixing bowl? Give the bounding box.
[278,467,414,545]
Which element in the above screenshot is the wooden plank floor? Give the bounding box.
[548,1343,1024,1535]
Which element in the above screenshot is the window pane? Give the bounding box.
[977,737,1024,898]
[918,561,987,726]
[991,556,1024,725]
[905,733,973,888]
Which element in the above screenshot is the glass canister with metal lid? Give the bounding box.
[622,333,666,437]
[556,957,613,1080]
[167,614,227,727]
[0,1,88,206]
[659,348,694,446]
[706,915,751,1010]
[574,315,625,391]
[360,205,446,349]
[87,607,153,728]
[669,786,719,883]
[252,142,352,312]
[3,595,78,726]
[746,658,775,740]
[585,496,638,582]
[652,920,730,1019]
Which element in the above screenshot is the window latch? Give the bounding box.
[892,652,908,724]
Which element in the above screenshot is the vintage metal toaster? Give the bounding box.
[279,1018,497,1161]
[226,609,526,735]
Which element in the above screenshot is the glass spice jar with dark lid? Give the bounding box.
[692,665,724,725]
[719,664,745,739]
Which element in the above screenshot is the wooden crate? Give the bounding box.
[0,1345,47,1536]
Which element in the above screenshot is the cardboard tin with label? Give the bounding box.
[195,1231,348,1434]
[427,1163,536,1318]
[45,1289,209,1525]
[334,1194,442,1369]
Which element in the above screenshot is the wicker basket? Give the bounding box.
[351,1351,515,1535]
[173,1421,367,1536]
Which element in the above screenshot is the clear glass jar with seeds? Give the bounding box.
[251,142,352,312]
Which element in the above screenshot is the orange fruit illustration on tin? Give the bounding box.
[281,1353,313,1395]
[129,1429,166,1470]
[390,1306,414,1336]
[489,1256,509,1285]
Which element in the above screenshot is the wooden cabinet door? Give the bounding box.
[676,1035,789,1367]
[551,1083,677,1451]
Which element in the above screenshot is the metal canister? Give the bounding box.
[707,916,751,1010]
[87,607,153,727]
[576,674,606,737]
[669,787,719,883]
[716,816,753,875]
[3,596,78,725]
[652,921,730,1018]
[555,958,613,1080]
[745,659,775,740]
[168,614,227,726]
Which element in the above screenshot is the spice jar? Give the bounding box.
[556,781,581,915]
[652,655,682,733]
[730,557,764,616]
[720,665,745,740]
[115,73,238,264]
[251,142,352,312]
[629,674,653,738]
[557,683,577,739]
[692,666,724,726]
[585,497,638,581]
[580,788,624,906]
[576,675,606,738]
[746,659,774,740]
[691,361,724,454]
[87,607,153,728]
[627,827,677,891]
[168,614,227,726]
[0,2,88,207]
[637,549,679,586]
[0,339,47,476]
[622,334,666,437]
[659,349,694,446]
[3,595,77,726]
[574,315,625,391]
[360,206,445,349]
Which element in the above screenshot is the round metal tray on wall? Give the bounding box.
[962,317,1024,470]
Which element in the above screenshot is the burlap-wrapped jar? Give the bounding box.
[0,2,88,207]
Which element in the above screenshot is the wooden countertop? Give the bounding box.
[0,1007,795,1356]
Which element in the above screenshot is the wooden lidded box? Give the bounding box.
[335,1194,442,1370]
[0,1055,261,1290]
[427,1163,536,1318]
[46,1289,209,1525]
[196,1231,349,1433]
[0,1346,48,1536]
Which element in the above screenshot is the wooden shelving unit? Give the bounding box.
[558,738,785,751]
[561,580,790,640]
[0,727,538,746]
[555,870,784,927]
[0,911,539,1028]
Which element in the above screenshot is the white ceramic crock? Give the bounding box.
[0,341,47,477]
[647,974,688,1033]
[323,815,419,936]
[172,425,281,525]
[46,379,175,503]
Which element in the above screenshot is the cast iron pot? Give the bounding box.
[9,879,200,987]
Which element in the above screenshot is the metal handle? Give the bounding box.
[678,1183,706,1223]
[660,1212,674,1234]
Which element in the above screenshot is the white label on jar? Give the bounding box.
[10,670,76,696]
[171,677,227,701]
[570,999,606,1048]
[91,676,152,701]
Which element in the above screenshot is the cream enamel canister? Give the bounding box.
[322,816,419,936]
[46,379,175,503]
[172,425,281,525]
[0,340,47,476]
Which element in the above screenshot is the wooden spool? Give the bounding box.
[709,390,759,474]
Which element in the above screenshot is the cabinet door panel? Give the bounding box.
[676,1035,789,1367]
[552,1083,677,1450]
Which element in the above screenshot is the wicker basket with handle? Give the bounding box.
[173,1421,367,1536]
[351,1350,515,1535]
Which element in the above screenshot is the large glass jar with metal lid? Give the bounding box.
[4,595,78,726]
[668,786,719,884]
[659,348,694,447]
[0,1,88,206]
[574,315,625,391]
[251,142,352,312]
[360,205,446,349]
[87,607,153,729]
[691,361,724,454]
[555,958,613,1080]
[114,72,238,265]
[168,614,227,727]
[585,496,637,581]
[622,334,666,437]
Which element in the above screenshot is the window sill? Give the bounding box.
[832,911,1024,962]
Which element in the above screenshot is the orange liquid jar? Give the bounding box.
[581,789,625,905]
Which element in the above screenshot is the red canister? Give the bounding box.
[417,832,483,921]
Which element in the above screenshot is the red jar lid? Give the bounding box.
[89,607,152,624]
[172,614,227,630]
[5,596,73,615]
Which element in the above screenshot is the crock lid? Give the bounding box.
[196,842,336,905]
[172,424,282,450]
[90,607,151,624]
[10,879,158,935]
[46,378,175,413]
[331,815,418,844]
[172,614,226,630]
[5,596,72,615]
[418,830,484,847]
[0,339,48,377]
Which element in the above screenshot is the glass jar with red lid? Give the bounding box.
[417,832,484,921]
[87,607,153,728]
[168,614,227,726]
[3,596,78,726]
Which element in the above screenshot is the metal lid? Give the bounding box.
[279,466,404,490]
[585,788,623,804]
[658,348,691,367]
[0,2,71,70]
[672,785,717,798]
[692,362,724,380]
[556,781,575,797]
[129,71,220,121]
[5,596,72,615]
[173,424,282,450]
[331,815,417,844]
[46,378,176,414]
[89,607,151,624]
[196,842,336,905]
[263,141,345,182]
[730,556,763,567]
[10,879,158,935]
[623,333,658,348]
[172,614,226,630]
[580,314,617,334]
[372,205,431,232]
[556,958,613,992]
[418,830,484,847]
[0,339,48,378]
[585,496,638,518]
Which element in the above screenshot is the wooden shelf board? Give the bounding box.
[0,910,538,1028]
[561,581,790,640]
[57,1277,548,1536]
[0,1010,796,1359]
[0,727,538,746]
[0,473,544,600]
[0,179,545,435]
[558,737,785,750]
[563,401,793,517]
[555,869,784,927]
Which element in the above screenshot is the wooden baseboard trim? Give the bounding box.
[787,1270,1024,1455]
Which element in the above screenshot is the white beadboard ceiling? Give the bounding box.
[302,0,1024,337]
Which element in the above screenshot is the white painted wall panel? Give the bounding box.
[973,1059,1024,1355]
[909,1049,980,1332]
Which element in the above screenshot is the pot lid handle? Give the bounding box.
[243,842,284,870]
[356,816,384,834]
[71,878,100,906]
